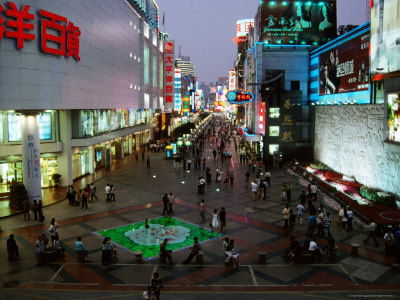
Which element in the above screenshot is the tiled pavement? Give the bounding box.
[0,129,399,299]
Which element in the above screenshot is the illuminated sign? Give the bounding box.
[226,90,254,105]
[174,68,182,112]
[370,0,400,75]
[319,30,370,95]
[164,40,175,109]
[228,70,237,91]
[233,19,254,43]
[260,0,337,45]
[127,0,159,32]
[0,1,81,60]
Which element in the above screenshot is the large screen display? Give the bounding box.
[370,0,400,74]
[388,93,400,143]
[260,0,337,45]
[319,30,370,95]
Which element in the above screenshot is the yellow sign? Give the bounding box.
[282,131,293,142]
[283,115,293,126]
[284,99,291,110]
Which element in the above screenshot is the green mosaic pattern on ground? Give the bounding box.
[98,217,221,258]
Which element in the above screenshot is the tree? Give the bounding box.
[337,25,359,36]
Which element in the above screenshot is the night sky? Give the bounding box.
[157,0,369,84]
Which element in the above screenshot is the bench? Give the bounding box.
[258,251,267,264]
[134,251,143,263]
[196,251,204,264]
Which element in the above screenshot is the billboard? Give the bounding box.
[370,0,400,75]
[228,70,237,90]
[233,19,254,43]
[319,30,370,95]
[163,40,175,110]
[260,0,337,45]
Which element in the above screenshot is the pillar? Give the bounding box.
[58,110,73,186]
[88,145,94,174]
[121,139,125,159]
[128,135,133,154]
[21,113,41,203]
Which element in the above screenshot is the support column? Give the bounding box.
[58,110,73,186]
[121,139,125,159]
[88,145,94,174]
[128,136,133,154]
[21,113,41,204]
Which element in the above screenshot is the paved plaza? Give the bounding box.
[0,137,399,299]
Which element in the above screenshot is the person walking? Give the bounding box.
[288,210,296,236]
[199,199,206,223]
[110,185,116,202]
[146,155,151,168]
[162,194,169,216]
[245,170,250,188]
[317,209,324,237]
[211,209,219,232]
[251,181,258,200]
[229,171,234,185]
[265,170,271,187]
[90,182,98,201]
[105,184,111,202]
[151,272,163,300]
[23,199,30,220]
[7,234,19,261]
[306,211,317,237]
[323,212,331,237]
[296,201,305,225]
[187,158,192,171]
[199,177,206,195]
[258,179,265,200]
[49,218,59,243]
[283,204,290,231]
[364,219,379,247]
[81,190,88,209]
[281,183,287,201]
[75,237,88,262]
[219,207,227,233]
[202,157,206,170]
[167,193,174,216]
[35,235,44,267]
[213,149,217,160]
[38,200,44,222]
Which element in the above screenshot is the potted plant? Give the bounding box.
[51,173,62,187]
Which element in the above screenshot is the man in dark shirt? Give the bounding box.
[182,237,202,264]
[159,239,173,264]
[219,207,227,233]
[7,234,19,261]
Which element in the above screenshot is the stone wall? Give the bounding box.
[314,104,400,196]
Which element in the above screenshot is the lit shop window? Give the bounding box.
[270,108,280,118]
[269,126,280,137]
[388,93,400,143]
[0,114,3,142]
[7,112,52,142]
[269,144,279,155]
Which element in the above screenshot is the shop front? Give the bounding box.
[72,150,89,180]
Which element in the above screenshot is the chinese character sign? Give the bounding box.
[0,1,81,61]
[260,0,337,45]
[319,30,370,95]
[236,19,254,37]
[228,70,237,91]
[164,40,175,110]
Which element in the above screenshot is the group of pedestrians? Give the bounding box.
[23,199,44,222]
[66,182,98,209]
[162,192,175,216]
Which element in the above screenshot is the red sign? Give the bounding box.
[319,30,370,95]
[0,1,81,60]
[164,40,175,107]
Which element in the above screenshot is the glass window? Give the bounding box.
[8,113,21,142]
[291,80,300,91]
[269,144,279,155]
[144,46,150,84]
[38,112,52,140]
[129,109,136,126]
[388,93,400,143]
[269,126,280,137]
[97,110,110,133]
[269,108,280,118]
[81,110,93,136]
[153,55,157,86]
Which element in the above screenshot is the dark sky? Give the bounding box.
[157,0,369,84]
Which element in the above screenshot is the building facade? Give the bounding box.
[0,0,164,201]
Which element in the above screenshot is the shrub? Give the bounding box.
[173,122,196,137]
[360,186,396,207]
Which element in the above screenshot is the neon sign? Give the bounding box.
[226,90,254,105]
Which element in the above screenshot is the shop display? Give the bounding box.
[387,93,400,143]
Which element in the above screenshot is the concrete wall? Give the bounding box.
[314,104,400,196]
[0,0,147,110]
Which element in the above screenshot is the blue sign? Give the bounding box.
[226,90,254,105]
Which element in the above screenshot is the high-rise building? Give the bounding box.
[175,56,195,77]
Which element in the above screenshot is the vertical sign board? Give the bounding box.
[228,70,237,91]
[164,40,175,111]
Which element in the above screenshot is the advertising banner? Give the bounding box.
[319,30,370,95]
[370,0,400,74]
[260,0,336,45]
[228,70,237,91]
[387,93,400,143]
[164,40,175,111]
